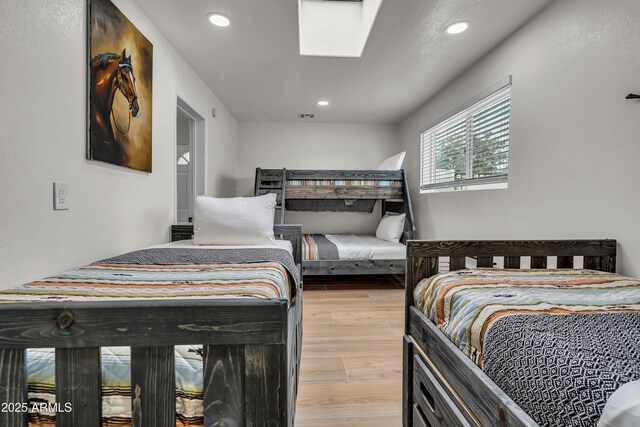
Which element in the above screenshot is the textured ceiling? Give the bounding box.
[133,0,554,123]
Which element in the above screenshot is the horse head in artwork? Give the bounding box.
[116,49,141,118]
[89,48,143,164]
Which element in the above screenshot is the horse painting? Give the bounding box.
[88,0,153,172]
[89,50,141,166]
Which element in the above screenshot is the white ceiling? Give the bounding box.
[133,0,554,124]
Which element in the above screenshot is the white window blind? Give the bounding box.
[420,83,511,191]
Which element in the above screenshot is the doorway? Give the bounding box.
[176,98,205,224]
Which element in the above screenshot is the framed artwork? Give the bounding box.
[87,0,153,172]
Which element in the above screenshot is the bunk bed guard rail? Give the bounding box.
[254,168,416,239]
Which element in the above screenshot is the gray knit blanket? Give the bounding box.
[483,312,640,426]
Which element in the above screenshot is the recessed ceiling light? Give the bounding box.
[445,21,469,35]
[208,13,232,27]
[316,100,330,107]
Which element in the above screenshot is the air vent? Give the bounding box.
[298,113,315,119]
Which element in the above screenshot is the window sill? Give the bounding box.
[420,182,508,194]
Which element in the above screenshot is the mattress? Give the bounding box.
[414,269,640,426]
[154,238,294,254]
[0,244,299,426]
[302,233,405,261]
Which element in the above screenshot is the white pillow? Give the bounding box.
[598,380,640,427]
[376,213,406,243]
[193,194,276,245]
[378,152,406,170]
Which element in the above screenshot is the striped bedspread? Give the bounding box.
[0,261,291,304]
[0,247,296,426]
[414,269,640,426]
[0,246,297,304]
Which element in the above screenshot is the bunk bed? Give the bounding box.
[254,168,416,276]
[0,224,302,427]
[402,240,640,427]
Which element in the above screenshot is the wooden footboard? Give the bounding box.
[0,297,301,427]
[403,239,617,427]
[0,224,304,427]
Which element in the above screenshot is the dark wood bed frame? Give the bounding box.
[255,168,416,276]
[0,224,303,427]
[403,239,617,427]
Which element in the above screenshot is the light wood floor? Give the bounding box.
[295,277,405,427]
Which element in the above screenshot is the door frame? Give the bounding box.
[175,97,205,224]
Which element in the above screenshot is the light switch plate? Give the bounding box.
[53,182,69,210]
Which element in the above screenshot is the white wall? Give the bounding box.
[400,0,640,276]
[0,0,238,288]
[237,122,400,233]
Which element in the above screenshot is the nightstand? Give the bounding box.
[170,224,194,242]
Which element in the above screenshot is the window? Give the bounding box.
[420,79,511,192]
[177,151,190,166]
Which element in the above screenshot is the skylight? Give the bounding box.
[298,0,384,57]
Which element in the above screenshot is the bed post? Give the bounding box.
[404,242,437,427]
[281,168,287,225]
[0,349,27,427]
[403,335,414,427]
[403,244,427,427]
[405,243,437,335]
[254,167,262,196]
[273,224,302,267]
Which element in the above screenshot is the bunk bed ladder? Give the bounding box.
[378,170,414,243]
[254,167,262,197]
[255,167,287,224]
[402,170,416,241]
[280,168,287,224]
